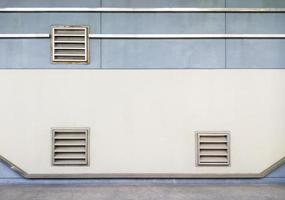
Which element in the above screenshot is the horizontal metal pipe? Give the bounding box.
[0,34,50,38]
[1,7,285,13]
[1,34,285,39]
[89,34,285,39]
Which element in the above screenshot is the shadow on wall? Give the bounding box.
[0,160,284,185]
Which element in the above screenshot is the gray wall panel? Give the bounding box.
[0,162,20,178]
[226,40,285,68]
[0,39,100,68]
[101,40,225,68]
[0,13,100,34]
[267,164,285,178]
[227,0,285,8]
[102,13,225,34]
[227,14,285,34]
[103,0,225,8]
[0,0,285,69]
[226,0,285,68]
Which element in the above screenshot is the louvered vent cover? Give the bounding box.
[196,132,230,166]
[52,128,89,166]
[51,26,89,64]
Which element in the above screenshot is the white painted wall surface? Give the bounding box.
[0,70,284,176]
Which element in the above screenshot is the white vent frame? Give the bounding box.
[52,128,89,166]
[196,131,230,166]
[51,25,89,64]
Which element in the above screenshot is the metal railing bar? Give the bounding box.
[0,34,50,38]
[0,7,285,13]
[89,34,285,39]
[1,34,285,39]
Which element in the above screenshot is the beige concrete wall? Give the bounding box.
[0,70,284,176]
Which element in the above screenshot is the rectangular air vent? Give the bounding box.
[51,26,89,64]
[52,128,89,166]
[196,132,230,166]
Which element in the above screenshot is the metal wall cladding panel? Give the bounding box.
[227,0,285,8]
[101,0,226,68]
[102,0,225,8]
[101,40,225,69]
[226,12,285,69]
[0,0,101,7]
[226,14,285,34]
[0,161,21,178]
[226,40,285,69]
[0,39,100,69]
[267,164,285,178]
[0,13,100,34]
[102,13,225,34]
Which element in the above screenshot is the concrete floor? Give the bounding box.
[0,185,284,200]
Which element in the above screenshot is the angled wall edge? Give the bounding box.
[0,155,284,179]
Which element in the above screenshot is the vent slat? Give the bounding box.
[199,163,229,166]
[199,134,227,137]
[199,141,228,143]
[54,150,86,153]
[54,146,85,151]
[55,37,85,42]
[54,137,86,140]
[55,49,85,53]
[199,146,228,148]
[200,160,228,163]
[55,43,85,48]
[54,47,86,50]
[199,147,228,150]
[54,41,85,44]
[54,34,85,37]
[51,59,85,63]
[54,54,86,57]
[200,153,228,156]
[54,157,86,160]
[52,128,89,166]
[52,26,89,63]
[52,160,87,165]
[54,144,86,146]
[197,132,230,166]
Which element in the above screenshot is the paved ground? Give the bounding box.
[0,184,284,200]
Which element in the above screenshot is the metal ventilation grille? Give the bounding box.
[196,132,230,166]
[52,128,89,166]
[51,26,89,64]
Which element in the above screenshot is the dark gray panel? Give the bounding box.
[103,0,225,7]
[102,40,225,68]
[0,0,100,7]
[226,40,285,68]
[227,0,285,8]
[227,14,285,34]
[102,13,225,34]
[0,13,100,34]
[0,39,100,68]
[267,164,285,178]
[0,161,21,178]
